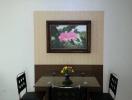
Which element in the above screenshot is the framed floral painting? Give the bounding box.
[46,20,91,53]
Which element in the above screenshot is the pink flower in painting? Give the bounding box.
[58,31,77,42]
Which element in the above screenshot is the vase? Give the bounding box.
[62,74,73,86]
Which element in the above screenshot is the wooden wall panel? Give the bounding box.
[35,64,103,89]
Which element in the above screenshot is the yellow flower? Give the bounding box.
[61,70,64,74]
[63,66,67,71]
[60,65,74,75]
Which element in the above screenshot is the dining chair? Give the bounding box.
[16,72,45,100]
[93,73,118,100]
[50,84,84,100]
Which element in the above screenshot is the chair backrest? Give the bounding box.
[108,73,118,99]
[16,72,27,99]
[51,85,81,100]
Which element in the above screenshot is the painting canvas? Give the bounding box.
[46,20,91,53]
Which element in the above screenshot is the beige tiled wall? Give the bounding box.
[34,11,104,64]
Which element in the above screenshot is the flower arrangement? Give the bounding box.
[61,66,74,75]
[61,66,74,86]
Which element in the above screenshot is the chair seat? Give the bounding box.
[22,92,43,100]
[94,93,113,100]
[93,73,118,100]
[17,72,45,100]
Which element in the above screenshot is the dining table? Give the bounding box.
[35,76,101,100]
